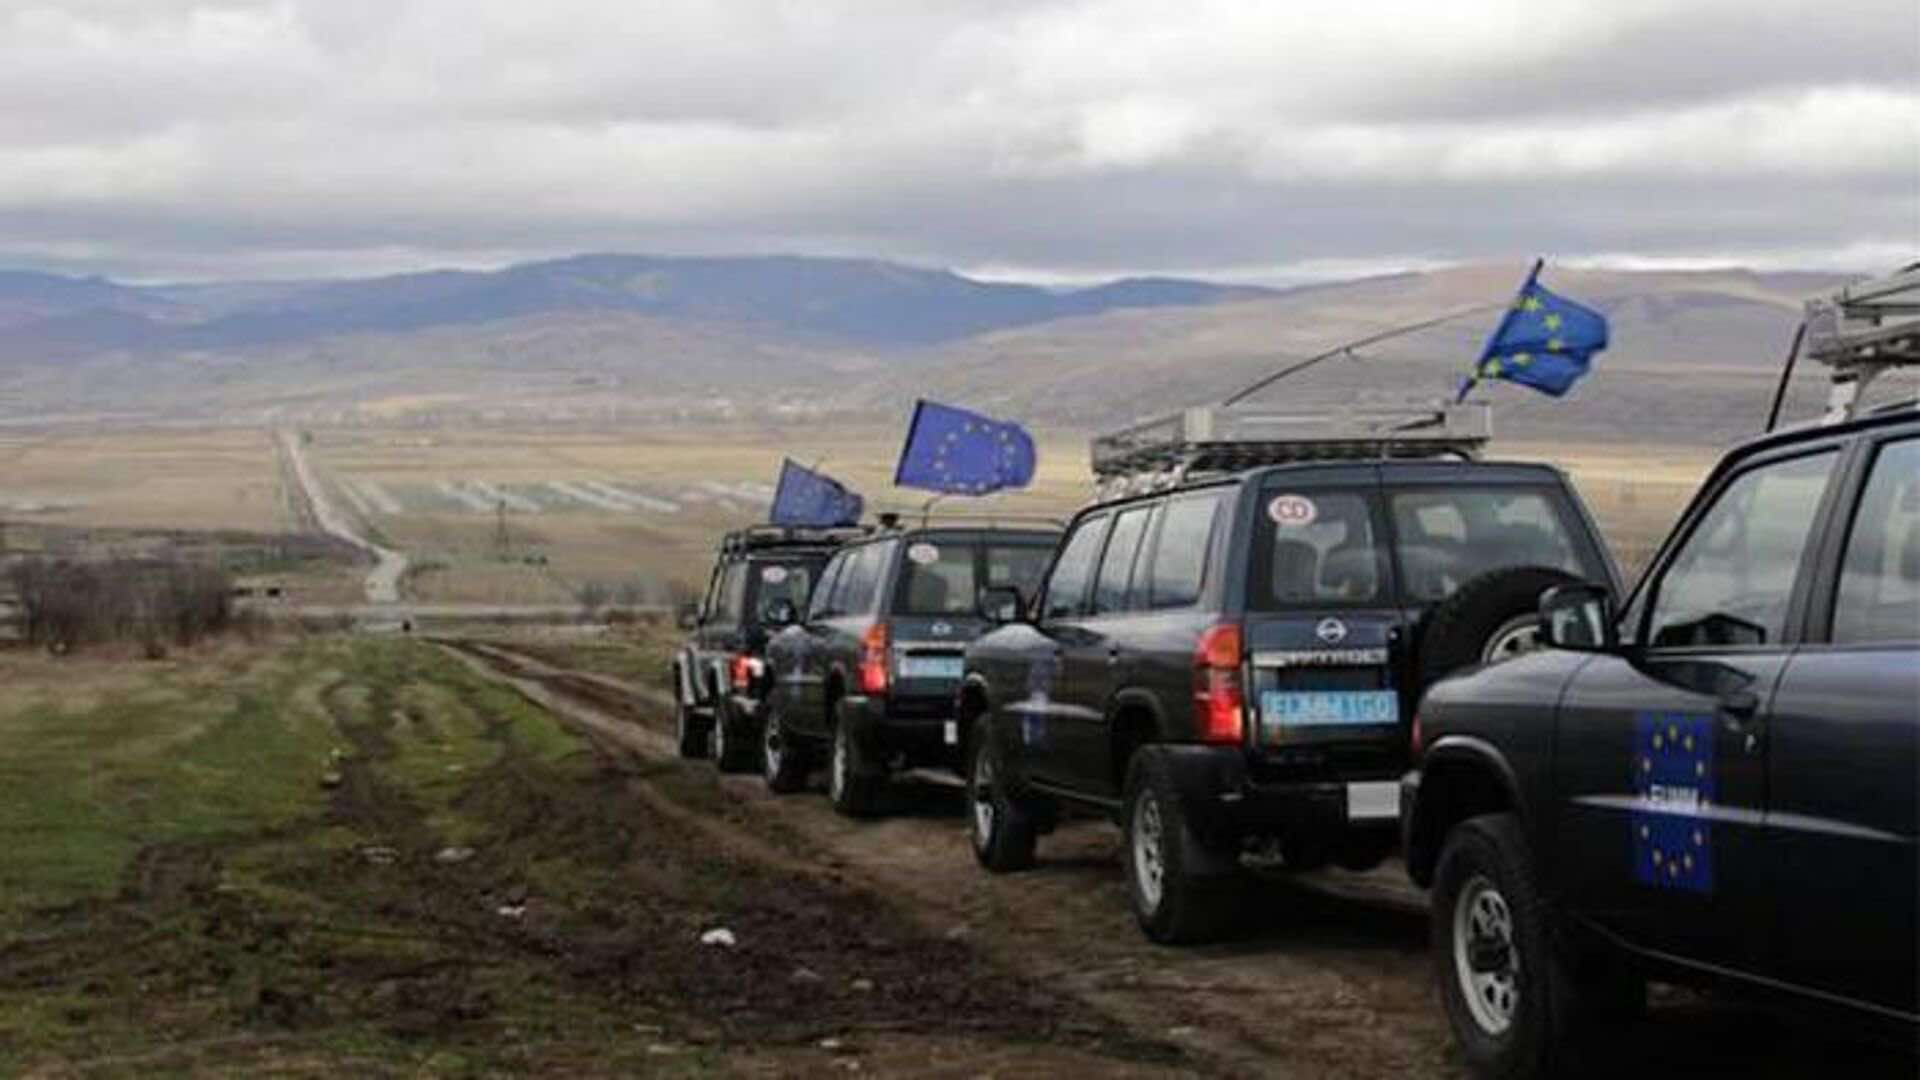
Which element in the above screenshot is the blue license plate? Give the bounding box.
[898,655,964,680]
[1261,690,1399,728]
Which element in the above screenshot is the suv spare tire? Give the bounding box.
[1417,566,1583,694]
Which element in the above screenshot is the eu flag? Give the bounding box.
[769,459,864,527]
[893,400,1037,495]
[1630,711,1716,894]
[1459,260,1609,400]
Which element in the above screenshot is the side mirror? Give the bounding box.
[762,598,799,627]
[676,603,700,631]
[1539,583,1618,652]
[979,585,1026,625]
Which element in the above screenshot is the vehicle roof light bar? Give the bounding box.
[1802,265,1920,424]
[1090,401,1491,497]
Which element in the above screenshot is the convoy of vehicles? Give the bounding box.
[666,269,1918,1076]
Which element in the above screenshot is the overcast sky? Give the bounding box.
[3,0,1915,283]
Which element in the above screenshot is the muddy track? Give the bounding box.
[442,638,1920,1080]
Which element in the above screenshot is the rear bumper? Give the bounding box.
[839,693,964,765]
[1157,744,1402,839]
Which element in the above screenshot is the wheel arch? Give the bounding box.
[1407,735,1526,888]
[1107,689,1167,793]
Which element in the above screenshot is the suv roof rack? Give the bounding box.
[869,510,1067,531]
[720,524,872,554]
[1091,401,1491,497]
[1800,265,1920,424]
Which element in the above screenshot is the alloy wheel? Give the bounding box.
[1132,790,1166,913]
[1453,874,1521,1036]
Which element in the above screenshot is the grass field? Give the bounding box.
[0,631,1162,1076]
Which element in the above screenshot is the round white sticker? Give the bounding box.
[1268,494,1318,528]
[760,565,789,585]
[907,542,941,566]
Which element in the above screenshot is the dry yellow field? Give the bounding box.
[0,426,289,533]
[3,423,1710,606]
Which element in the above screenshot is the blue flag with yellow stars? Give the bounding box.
[893,400,1037,495]
[769,458,864,527]
[1630,711,1716,894]
[1458,259,1609,401]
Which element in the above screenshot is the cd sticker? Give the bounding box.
[907,542,942,565]
[1268,494,1318,528]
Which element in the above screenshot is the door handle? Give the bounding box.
[1718,689,1762,754]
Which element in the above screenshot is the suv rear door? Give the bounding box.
[1552,441,1848,973]
[889,532,1055,722]
[1764,432,1919,1015]
[1243,466,1406,797]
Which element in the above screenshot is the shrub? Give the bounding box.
[5,556,237,655]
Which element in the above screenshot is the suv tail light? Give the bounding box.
[730,652,758,692]
[1193,622,1245,744]
[1410,710,1423,757]
[859,621,891,696]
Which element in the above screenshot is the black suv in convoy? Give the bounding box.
[1403,405,1919,1076]
[673,526,863,772]
[959,423,1620,943]
[759,523,1060,817]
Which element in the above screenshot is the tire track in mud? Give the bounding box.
[441,639,1456,1079]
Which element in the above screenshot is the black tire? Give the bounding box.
[673,691,708,760]
[762,707,810,794]
[1417,566,1583,694]
[828,702,885,819]
[1122,748,1242,945]
[1433,812,1639,1079]
[968,717,1038,871]
[711,698,759,773]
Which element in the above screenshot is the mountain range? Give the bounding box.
[1,252,1897,445]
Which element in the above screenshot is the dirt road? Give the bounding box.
[447,639,1916,1079]
[277,429,409,604]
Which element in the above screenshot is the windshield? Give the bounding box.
[894,538,1055,616]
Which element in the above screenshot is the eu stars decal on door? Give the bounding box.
[1632,711,1716,894]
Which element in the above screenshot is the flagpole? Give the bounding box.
[1456,257,1545,402]
[1221,301,1509,407]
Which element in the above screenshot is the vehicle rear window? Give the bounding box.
[1390,487,1596,603]
[895,538,1055,616]
[1253,491,1386,607]
[745,558,819,622]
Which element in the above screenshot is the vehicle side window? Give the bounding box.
[1042,515,1110,620]
[809,553,849,620]
[713,562,749,627]
[1093,506,1154,615]
[1646,450,1837,648]
[1148,493,1221,609]
[699,561,728,621]
[1832,438,1920,645]
[839,542,889,614]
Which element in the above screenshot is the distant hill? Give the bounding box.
[0,255,1897,445]
[0,253,1270,354]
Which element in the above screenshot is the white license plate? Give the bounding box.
[1347,781,1400,822]
[898,655,964,680]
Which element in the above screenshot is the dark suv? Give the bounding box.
[760,524,1060,817]
[959,457,1618,943]
[1402,406,1919,1076]
[673,526,862,772]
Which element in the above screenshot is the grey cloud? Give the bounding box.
[0,0,1913,282]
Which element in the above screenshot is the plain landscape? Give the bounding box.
[0,255,1907,1077]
